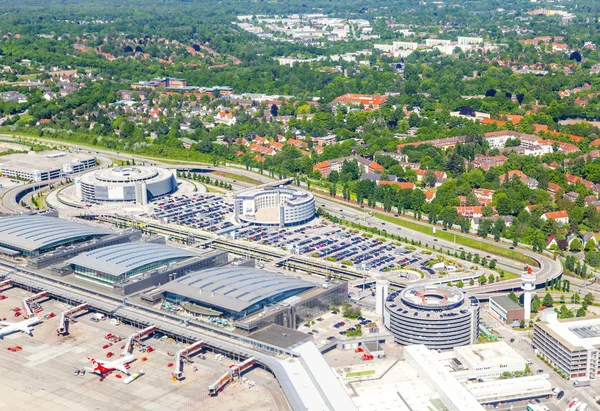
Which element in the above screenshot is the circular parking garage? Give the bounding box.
[383,284,480,350]
[75,166,177,205]
[234,186,315,227]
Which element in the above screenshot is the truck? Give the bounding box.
[573,377,591,387]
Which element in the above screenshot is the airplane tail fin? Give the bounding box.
[87,357,109,374]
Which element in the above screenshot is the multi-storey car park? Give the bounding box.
[234,186,315,227]
[534,310,600,380]
[75,166,177,205]
[0,213,110,257]
[383,284,480,350]
[0,150,96,181]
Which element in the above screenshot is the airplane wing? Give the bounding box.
[17,323,33,335]
[0,321,11,327]
[115,365,130,375]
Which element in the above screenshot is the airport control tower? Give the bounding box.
[521,267,535,321]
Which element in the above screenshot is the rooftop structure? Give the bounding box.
[76,166,177,205]
[68,241,196,284]
[234,186,315,227]
[161,266,316,318]
[383,285,480,350]
[0,150,95,182]
[0,214,109,257]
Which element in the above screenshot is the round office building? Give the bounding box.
[383,284,480,350]
[75,166,177,205]
[234,186,315,227]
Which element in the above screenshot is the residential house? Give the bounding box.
[312,156,384,177]
[377,181,415,189]
[360,173,398,183]
[541,210,569,224]
[471,154,507,171]
[472,188,495,206]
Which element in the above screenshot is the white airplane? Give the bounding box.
[0,317,41,339]
[87,355,136,375]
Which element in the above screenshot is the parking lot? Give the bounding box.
[0,286,286,410]
[151,194,235,232]
[234,223,441,274]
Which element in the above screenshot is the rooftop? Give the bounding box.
[0,215,109,253]
[0,150,94,173]
[453,342,524,369]
[539,315,600,350]
[249,324,312,350]
[490,295,523,311]
[161,266,316,313]
[68,241,196,277]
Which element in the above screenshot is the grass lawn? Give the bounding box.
[373,212,536,266]
[346,370,375,378]
[214,171,262,185]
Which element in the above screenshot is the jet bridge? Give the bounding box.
[22,291,48,318]
[123,325,156,356]
[57,303,89,335]
[172,340,205,380]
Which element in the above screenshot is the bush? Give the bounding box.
[342,303,362,319]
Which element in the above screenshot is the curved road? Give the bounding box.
[0,134,563,297]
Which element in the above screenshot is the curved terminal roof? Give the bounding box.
[68,242,196,277]
[161,267,316,313]
[0,215,109,253]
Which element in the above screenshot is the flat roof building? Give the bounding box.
[68,241,197,284]
[405,345,485,411]
[0,150,95,182]
[489,295,524,326]
[0,214,109,257]
[442,342,527,382]
[534,310,600,380]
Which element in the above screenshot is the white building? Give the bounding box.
[458,36,483,45]
[405,345,485,411]
[0,151,96,182]
[234,186,315,227]
[444,342,527,382]
[466,376,552,403]
[425,38,452,47]
[534,310,600,380]
[392,41,419,50]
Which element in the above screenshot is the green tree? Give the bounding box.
[543,293,554,307]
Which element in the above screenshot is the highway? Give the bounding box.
[312,191,563,298]
[0,134,563,298]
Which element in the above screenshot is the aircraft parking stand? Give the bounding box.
[0,286,286,410]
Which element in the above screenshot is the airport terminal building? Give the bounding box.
[160,266,347,333]
[67,241,198,284]
[234,187,315,227]
[384,285,480,350]
[0,150,95,181]
[0,214,109,257]
[75,166,177,205]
